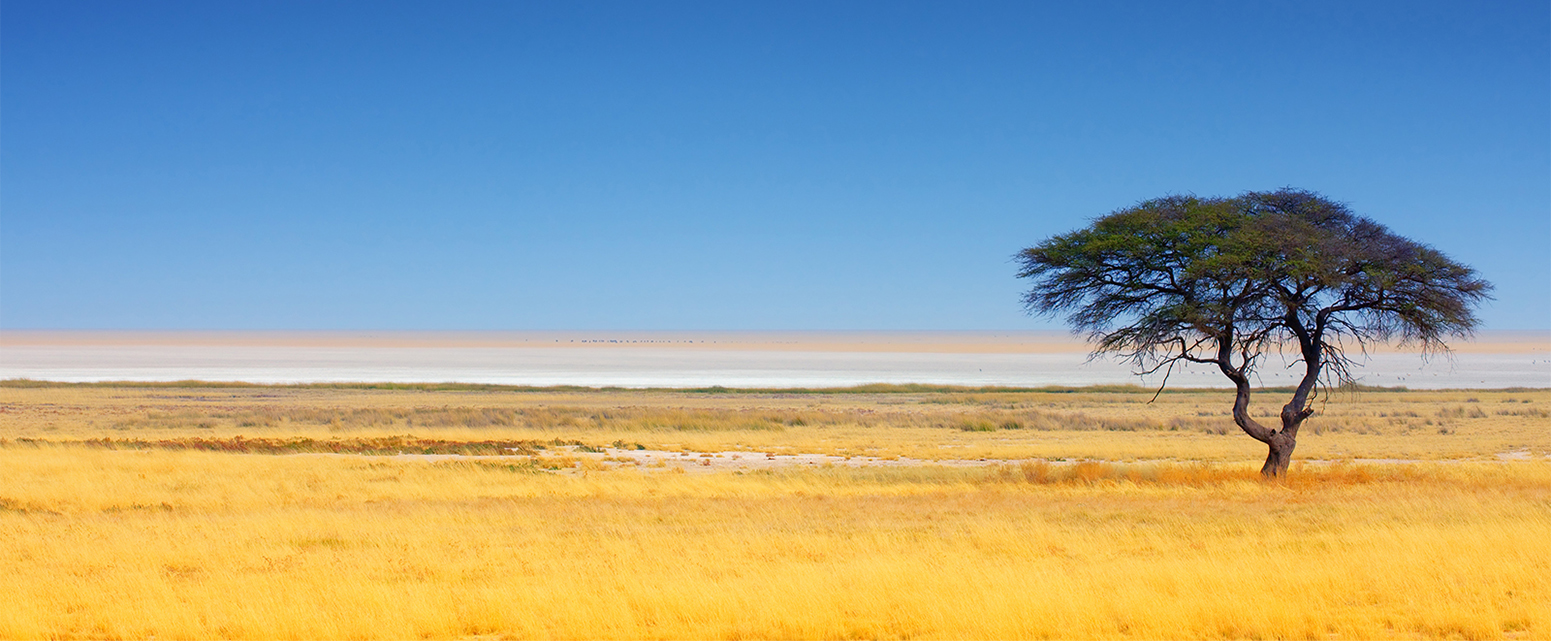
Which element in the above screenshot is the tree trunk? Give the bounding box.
[1214,329,1315,479]
[1260,430,1298,478]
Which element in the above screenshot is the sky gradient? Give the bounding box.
[3,0,1548,330]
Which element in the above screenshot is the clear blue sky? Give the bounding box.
[3,0,1547,330]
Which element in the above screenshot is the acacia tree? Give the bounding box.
[1017,189,1491,477]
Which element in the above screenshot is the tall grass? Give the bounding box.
[3,384,1547,638]
[1,448,1546,639]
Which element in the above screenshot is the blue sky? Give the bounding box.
[3,0,1547,330]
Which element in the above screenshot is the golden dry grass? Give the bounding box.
[3,383,1548,461]
[3,448,1548,640]
[2,383,1548,639]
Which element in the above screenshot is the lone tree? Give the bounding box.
[1017,189,1491,477]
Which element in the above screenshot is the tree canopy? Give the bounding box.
[1017,188,1492,476]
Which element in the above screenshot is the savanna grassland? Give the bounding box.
[2,382,1549,639]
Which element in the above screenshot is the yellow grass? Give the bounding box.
[2,384,1549,639]
[3,384,1548,461]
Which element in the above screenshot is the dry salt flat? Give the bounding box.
[1,330,1547,390]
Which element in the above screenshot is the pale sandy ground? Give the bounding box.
[2,330,1547,388]
[338,448,990,472]
[346,445,1542,473]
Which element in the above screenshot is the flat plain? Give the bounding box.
[2,382,1548,639]
[3,330,1546,388]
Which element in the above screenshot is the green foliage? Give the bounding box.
[1017,188,1492,473]
[1018,189,1491,371]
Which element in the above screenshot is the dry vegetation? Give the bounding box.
[2,382,1548,639]
[4,382,1548,462]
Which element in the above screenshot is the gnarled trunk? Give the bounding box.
[1261,405,1311,478]
[1213,322,1319,479]
[1258,314,1319,479]
[1225,366,1310,479]
[1260,431,1297,478]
